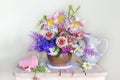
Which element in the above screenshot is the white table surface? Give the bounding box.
[14,62,107,80]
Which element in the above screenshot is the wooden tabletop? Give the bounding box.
[14,63,107,78]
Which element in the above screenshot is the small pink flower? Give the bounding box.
[56,36,68,48]
[45,31,54,40]
[44,17,56,29]
[68,20,83,33]
[54,11,66,24]
[58,26,66,33]
[59,31,68,37]
[67,35,77,45]
[74,31,84,40]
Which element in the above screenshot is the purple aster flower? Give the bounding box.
[28,44,36,51]
[84,46,96,55]
[62,46,73,54]
[30,32,42,40]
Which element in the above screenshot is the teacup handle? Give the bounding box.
[98,39,108,56]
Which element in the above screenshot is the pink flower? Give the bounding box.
[67,35,77,45]
[59,31,68,37]
[54,11,66,24]
[45,31,54,40]
[56,36,68,48]
[68,20,83,33]
[58,26,66,33]
[74,31,84,40]
[44,17,56,29]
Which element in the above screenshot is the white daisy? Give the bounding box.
[82,62,92,69]
[70,44,79,53]
[49,48,59,56]
[72,40,86,56]
[76,40,86,56]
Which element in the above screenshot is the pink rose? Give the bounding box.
[56,36,68,48]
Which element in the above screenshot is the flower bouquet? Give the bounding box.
[28,5,87,67]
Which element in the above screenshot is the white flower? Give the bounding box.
[49,48,59,56]
[76,40,86,56]
[71,40,85,56]
[82,62,92,69]
[76,49,84,56]
[70,44,79,53]
[78,40,86,49]
[48,26,58,33]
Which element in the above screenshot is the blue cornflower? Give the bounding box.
[35,36,56,55]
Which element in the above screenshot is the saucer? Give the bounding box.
[47,62,72,69]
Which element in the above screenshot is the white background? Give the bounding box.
[0,0,120,80]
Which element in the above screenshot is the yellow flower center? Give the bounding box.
[72,22,80,28]
[86,63,90,68]
[80,46,83,49]
[48,19,54,26]
[58,14,64,22]
[53,50,56,52]
[73,47,77,51]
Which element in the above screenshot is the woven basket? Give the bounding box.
[47,53,72,66]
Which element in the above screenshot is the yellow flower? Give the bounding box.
[72,22,80,28]
[58,14,64,22]
[80,45,84,49]
[48,19,54,26]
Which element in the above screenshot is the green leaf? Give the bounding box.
[75,5,80,13]
[32,66,46,72]
[54,46,58,52]
[77,41,80,45]
[38,15,47,26]
[32,68,39,72]
[43,15,47,20]
[68,5,81,20]
[38,66,46,72]
[56,50,61,58]
[54,33,59,38]
[68,5,74,18]
[69,5,75,13]
[40,24,44,30]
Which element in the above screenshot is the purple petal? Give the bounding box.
[28,44,36,51]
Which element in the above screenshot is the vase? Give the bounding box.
[47,53,72,67]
